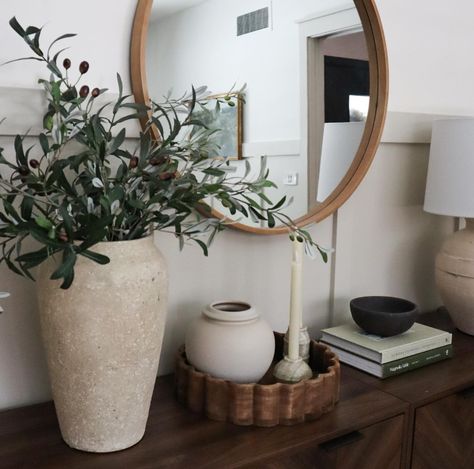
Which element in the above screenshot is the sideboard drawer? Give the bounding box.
[412,385,474,469]
[242,414,404,469]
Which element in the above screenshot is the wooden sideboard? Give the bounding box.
[345,309,474,469]
[0,309,472,469]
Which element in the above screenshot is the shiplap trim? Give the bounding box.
[242,139,299,158]
[0,87,47,136]
[0,86,466,147]
[381,111,462,144]
[296,5,360,34]
[0,86,141,138]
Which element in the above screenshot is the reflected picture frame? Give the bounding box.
[192,92,243,161]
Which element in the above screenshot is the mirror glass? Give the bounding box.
[146,0,370,228]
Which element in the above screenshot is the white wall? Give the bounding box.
[0,0,136,93]
[333,140,453,325]
[148,0,322,140]
[0,0,469,410]
[377,0,474,116]
[147,0,317,220]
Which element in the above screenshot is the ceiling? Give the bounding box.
[150,0,209,22]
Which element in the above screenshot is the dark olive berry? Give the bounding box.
[91,87,100,98]
[29,159,40,169]
[18,165,29,176]
[63,58,71,70]
[79,85,90,98]
[79,61,89,74]
[129,156,139,169]
[159,171,176,181]
[150,156,162,166]
[58,229,68,242]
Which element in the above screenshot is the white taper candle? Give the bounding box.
[288,239,303,360]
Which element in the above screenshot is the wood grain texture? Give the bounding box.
[175,333,340,426]
[242,415,403,469]
[343,308,474,469]
[343,309,474,406]
[333,416,403,469]
[412,392,474,469]
[130,0,160,141]
[129,0,389,234]
[0,311,470,468]
[0,371,406,468]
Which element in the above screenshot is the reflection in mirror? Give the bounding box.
[146,0,369,227]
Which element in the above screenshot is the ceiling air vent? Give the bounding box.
[237,7,269,36]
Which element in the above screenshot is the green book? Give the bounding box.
[323,343,453,378]
[320,322,452,363]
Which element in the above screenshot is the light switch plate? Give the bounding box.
[283,172,298,185]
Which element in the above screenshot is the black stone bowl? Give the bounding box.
[350,296,418,337]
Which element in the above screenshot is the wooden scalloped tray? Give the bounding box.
[175,332,340,427]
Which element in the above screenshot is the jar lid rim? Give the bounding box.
[204,301,258,322]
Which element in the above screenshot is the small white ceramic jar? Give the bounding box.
[185,301,275,383]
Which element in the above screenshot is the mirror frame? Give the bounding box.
[130,0,388,235]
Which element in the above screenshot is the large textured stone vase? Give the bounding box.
[36,236,168,452]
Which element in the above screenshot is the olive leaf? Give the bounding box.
[0,17,328,290]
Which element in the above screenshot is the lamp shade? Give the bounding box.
[424,118,474,217]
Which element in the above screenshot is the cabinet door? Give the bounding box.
[412,386,474,469]
[242,415,404,469]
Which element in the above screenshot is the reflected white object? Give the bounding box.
[151,0,207,21]
[317,122,364,202]
[349,94,370,122]
[0,292,10,313]
[424,118,474,335]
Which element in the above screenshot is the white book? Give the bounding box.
[320,322,452,364]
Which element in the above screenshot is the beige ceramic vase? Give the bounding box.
[185,301,275,383]
[436,219,474,335]
[36,236,168,453]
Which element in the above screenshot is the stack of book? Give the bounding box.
[320,322,453,379]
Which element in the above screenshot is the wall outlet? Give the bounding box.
[283,172,298,185]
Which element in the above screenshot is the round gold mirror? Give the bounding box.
[131,0,388,234]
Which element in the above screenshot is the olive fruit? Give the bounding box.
[79,61,89,74]
[129,156,139,169]
[18,165,29,176]
[79,85,90,98]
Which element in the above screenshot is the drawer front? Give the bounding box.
[242,414,404,469]
[412,386,474,469]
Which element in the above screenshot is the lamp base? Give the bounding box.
[436,218,474,335]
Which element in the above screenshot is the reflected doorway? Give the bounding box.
[307,30,369,206]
